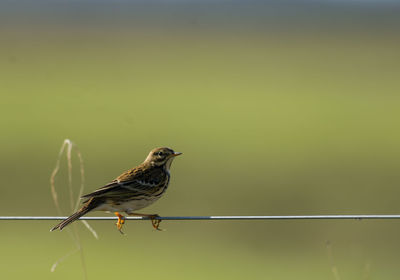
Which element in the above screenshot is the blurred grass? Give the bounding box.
[1,1,400,279]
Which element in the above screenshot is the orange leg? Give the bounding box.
[128,213,163,231]
[114,212,126,234]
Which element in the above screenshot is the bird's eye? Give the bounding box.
[158,152,163,156]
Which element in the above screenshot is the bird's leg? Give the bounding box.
[114,212,126,234]
[128,213,163,231]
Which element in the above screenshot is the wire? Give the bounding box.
[1,215,400,221]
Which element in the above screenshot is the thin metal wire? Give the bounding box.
[1,215,400,221]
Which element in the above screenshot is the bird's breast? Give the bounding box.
[98,197,160,213]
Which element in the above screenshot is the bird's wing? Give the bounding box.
[81,166,165,199]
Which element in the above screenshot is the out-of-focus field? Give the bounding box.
[1,1,400,279]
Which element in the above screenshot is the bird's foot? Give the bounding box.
[128,213,164,231]
[149,214,163,231]
[114,212,126,234]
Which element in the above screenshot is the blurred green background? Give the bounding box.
[1,0,400,279]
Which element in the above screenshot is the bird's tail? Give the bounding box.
[50,198,100,231]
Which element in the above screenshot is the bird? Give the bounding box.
[51,147,182,233]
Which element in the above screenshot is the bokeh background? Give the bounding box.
[1,0,400,279]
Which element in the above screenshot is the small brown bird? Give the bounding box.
[51,147,182,233]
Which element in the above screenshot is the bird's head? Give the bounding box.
[145,147,182,169]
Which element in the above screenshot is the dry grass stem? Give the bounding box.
[50,139,98,278]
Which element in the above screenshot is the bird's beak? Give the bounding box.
[172,152,183,157]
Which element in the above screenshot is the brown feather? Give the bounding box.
[50,197,103,231]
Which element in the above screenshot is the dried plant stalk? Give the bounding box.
[50,139,98,278]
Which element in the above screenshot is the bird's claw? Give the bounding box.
[149,214,164,231]
[126,213,165,231]
[115,212,126,234]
